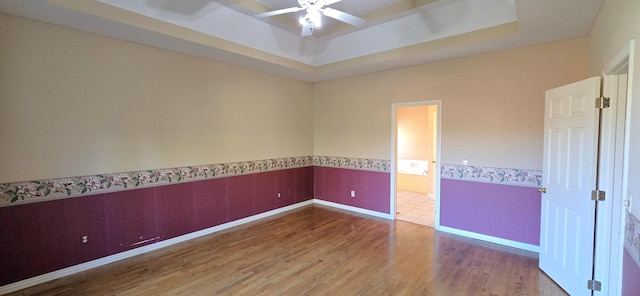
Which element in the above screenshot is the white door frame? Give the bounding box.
[390,100,442,229]
[595,39,635,295]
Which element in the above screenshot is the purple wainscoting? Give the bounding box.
[366,171,391,214]
[226,174,255,221]
[294,167,314,203]
[155,183,197,240]
[313,166,325,200]
[314,166,390,215]
[0,167,314,286]
[192,178,228,231]
[104,188,158,254]
[319,167,343,204]
[58,194,109,267]
[250,168,307,214]
[343,169,367,209]
[623,248,640,296]
[253,172,278,214]
[0,195,110,286]
[275,169,296,208]
[440,178,541,245]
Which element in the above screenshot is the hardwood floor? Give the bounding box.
[9,205,568,296]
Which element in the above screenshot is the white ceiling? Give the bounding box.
[0,0,604,82]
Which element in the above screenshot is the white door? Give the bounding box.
[539,77,601,295]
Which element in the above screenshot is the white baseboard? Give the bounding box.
[316,203,539,253]
[0,200,314,295]
[313,199,393,220]
[438,225,540,253]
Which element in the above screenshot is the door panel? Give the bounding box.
[548,129,562,184]
[568,127,585,189]
[540,77,600,295]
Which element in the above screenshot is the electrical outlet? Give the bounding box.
[350,190,356,198]
[277,192,281,198]
[82,235,88,244]
[463,160,469,166]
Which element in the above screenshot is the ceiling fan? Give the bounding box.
[255,0,366,36]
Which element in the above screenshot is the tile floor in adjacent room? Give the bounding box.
[396,190,435,227]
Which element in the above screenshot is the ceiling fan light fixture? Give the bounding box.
[307,8,322,27]
[257,0,364,36]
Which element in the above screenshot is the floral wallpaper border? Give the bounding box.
[313,155,391,172]
[0,156,392,207]
[440,164,542,187]
[0,156,313,206]
[0,158,541,206]
[625,210,640,268]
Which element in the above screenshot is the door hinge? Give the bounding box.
[587,279,602,291]
[595,96,610,109]
[591,190,606,201]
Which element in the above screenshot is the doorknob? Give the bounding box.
[538,187,547,193]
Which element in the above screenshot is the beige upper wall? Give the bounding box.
[0,13,313,183]
[589,0,639,74]
[313,37,590,170]
[0,11,596,183]
[589,0,640,216]
[397,105,433,161]
[396,105,436,194]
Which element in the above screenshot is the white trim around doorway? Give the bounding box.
[595,39,635,296]
[390,100,442,230]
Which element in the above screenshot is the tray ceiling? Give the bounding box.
[0,0,604,81]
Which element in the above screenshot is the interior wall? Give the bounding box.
[589,0,640,294]
[0,13,314,183]
[396,105,434,194]
[0,167,314,286]
[590,0,640,222]
[397,106,431,160]
[313,37,589,170]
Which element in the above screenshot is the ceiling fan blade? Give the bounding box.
[321,8,365,27]
[322,0,343,5]
[255,6,304,18]
[301,22,314,36]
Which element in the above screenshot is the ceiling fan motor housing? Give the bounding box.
[298,0,323,9]
[258,0,363,36]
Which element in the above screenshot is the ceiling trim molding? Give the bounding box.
[316,21,520,74]
[0,0,601,82]
[50,0,316,73]
[237,0,442,38]
[315,0,440,38]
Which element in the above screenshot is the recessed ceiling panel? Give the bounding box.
[0,0,604,82]
[98,0,517,66]
[99,0,316,64]
[314,0,517,65]
[256,0,404,29]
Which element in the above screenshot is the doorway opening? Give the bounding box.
[391,101,441,228]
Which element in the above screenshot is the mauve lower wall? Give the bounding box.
[313,167,391,214]
[440,178,541,246]
[0,167,313,286]
[1,163,545,287]
[313,165,541,247]
[623,248,640,296]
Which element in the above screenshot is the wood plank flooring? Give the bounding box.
[9,206,568,296]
